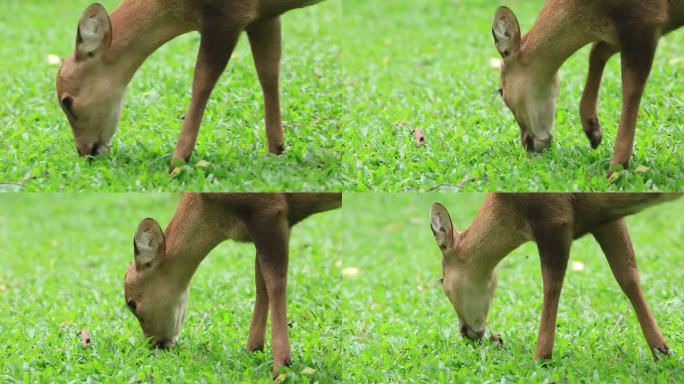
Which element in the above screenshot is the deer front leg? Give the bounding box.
[592,219,669,359]
[534,229,571,361]
[246,254,269,352]
[171,18,241,170]
[247,17,284,155]
[610,33,657,172]
[247,213,291,378]
[580,42,618,149]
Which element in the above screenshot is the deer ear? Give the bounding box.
[430,203,458,251]
[76,3,112,59]
[134,218,165,270]
[492,6,521,60]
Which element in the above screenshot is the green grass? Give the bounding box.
[0,194,343,382]
[0,0,342,192]
[340,0,684,191]
[339,193,684,382]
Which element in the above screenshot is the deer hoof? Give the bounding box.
[654,344,670,359]
[584,117,603,149]
[246,343,264,352]
[269,144,285,155]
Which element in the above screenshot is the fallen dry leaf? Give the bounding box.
[414,128,425,146]
[47,54,62,65]
[333,260,342,268]
[490,332,504,347]
[80,330,91,347]
[342,267,360,277]
[571,261,585,272]
[383,223,401,232]
[169,167,183,178]
[409,217,424,225]
[490,58,502,69]
[301,367,316,375]
[0,284,6,291]
[608,171,621,183]
[195,160,211,168]
[634,165,650,174]
[669,57,684,65]
[274,373,287,383]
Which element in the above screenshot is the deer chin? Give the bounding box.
[150,337,177,349]
[460,323,486,340]
[521,130,552,153]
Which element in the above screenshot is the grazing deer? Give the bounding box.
[56,1,323,169]
[430,193,680,361]
[492,1,684,172]
[123,193,341,377]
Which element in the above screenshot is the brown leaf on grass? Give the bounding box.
[79,330,91,347]
[490,332,504,347]
[414,128,425,146]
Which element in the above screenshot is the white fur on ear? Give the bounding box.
[76,4,112,56]
[492,6,521,59]
[430,203,455,250]
[134,218,164,268]
[135,231,155,252]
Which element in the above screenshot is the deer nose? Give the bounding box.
[521,131,535,151]
[151,338,175,349]
[460,324,485,340]
[521,132,552,153]
[532,136,551,153]
[76,142,104,157]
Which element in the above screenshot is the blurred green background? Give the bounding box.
[0,194,342,382]
[339,193,684,382]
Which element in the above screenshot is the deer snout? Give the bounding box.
[460,323,486,340]
[520,131,551,153]
[150,337,176,349]
[76,142,110,157]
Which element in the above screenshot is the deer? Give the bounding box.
[123,192,341,377]
[429,193,680,362]
[492,1,684,173]
[56,1,323,170]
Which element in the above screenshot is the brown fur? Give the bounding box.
[493,0,683,172]
[431,193,680,361]
[124,192,340,378]
[56,0,322,166]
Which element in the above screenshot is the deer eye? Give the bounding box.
[126,299,137,311]
[60,96,78,120]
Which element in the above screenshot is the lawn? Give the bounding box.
[339,193,684,382]
[340,0,684,191]
[0,0,342,192]
[0,194,343,382]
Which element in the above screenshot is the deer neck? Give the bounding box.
[460,197,529,280]
[106,0,198,87]
[519,4,594,83]
[162,203,225,291]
